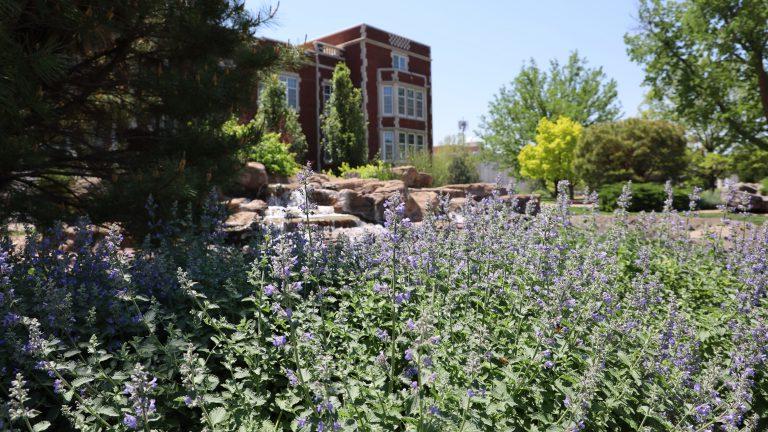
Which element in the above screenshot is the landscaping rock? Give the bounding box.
[392,165,419,187]
[413,172,433,188]
[238,199,268,214]
[238,162,268,193]
[223,211,260,233]
[310,188,339,206]
[334,189,377,221]
[263,214,362,229]
[410,190,439,220]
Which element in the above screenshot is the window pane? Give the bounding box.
[383,131,394,161]
[288,88,298,109]
[398,133,407,161]
[416,92,423,118]
[407,89,415,117]
[398,88,406,115]
[417,135,425,153]
[383,86,393,115]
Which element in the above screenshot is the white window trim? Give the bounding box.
[392,52,409,71]
[278,72,300,112]
[321,79,332,106]
[382,129,427,163]
[381,85,394,116]
[382,83,425,120]
[381,130,395,162]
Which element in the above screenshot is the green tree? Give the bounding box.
[321,63,367,168]
[0,1,280,233]
[518,117,583,195]
[479,52,621,171]
[574,118,689,188]
[255,75,307,160]
[686,149,732,189]
[626,0,768,151]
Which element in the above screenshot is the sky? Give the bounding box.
[247,0,647,142]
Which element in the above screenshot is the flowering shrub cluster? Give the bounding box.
[1,176,768,431]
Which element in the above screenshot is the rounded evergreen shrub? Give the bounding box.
[599,182,691,212]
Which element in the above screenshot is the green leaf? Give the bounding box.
[33,421,51,431]
[208,406,229,425]
[71,376,94,388]
[96,406,119,417]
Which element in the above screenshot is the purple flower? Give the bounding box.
[406,318,416,330]
[53,379,63,394]
[123,414,138,429]
[544,361,554,369]
[272,335,287,347]
[297,417,307,428]
[428,405,440,415]
[286,369,299,386]
[404,348,415,361]
[263,284,276,296]
[375,328,389,341]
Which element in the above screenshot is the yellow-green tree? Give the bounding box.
[518,117,582,196]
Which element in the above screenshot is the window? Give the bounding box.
[397,88,406,116]
[382,131,394,161]
[392,53,408,71]
[382,86,393,115]
[416,135,425,153]
[415,91,424,119]
[322,82,332,105]
[406,89,415,117]
[279,74,299,110]
[389,85,425,119]
[398,132,407,162]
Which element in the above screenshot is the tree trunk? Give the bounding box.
[753,50,768,129]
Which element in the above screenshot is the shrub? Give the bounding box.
[575,118,689,189]
[699,189,722,210]
[223,116,300,177]
[338,160,396,180]
[3,187,768,431]
[761,178,768,195]
[599,182,691,212]
[243,133,300,177]
[408,147,478,186]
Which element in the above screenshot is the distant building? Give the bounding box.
[261,24,433,168]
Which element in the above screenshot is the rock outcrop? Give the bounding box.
[238,162,269,194]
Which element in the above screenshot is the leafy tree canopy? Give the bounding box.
[518,117,583,193]
[626,0,768,151]
[255,74,307,160]
[574,118,689,188]
[321,63,367,169]
[0,0,281,234]
[479,52,621,171]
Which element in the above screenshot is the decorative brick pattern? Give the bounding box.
[388,34,411,51]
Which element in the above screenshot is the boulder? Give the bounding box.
[392,165,419,187]
[334,189,377,221]
[440,183,506,199]
[722,184,768,213]
[310,188,339,206]
[238,199,268,214]
[223,211,260,234]
[410,190,439,220]
[413,172,433,188]
[323,177,383,192]
[447,194,540,214]
[238,162,268,193]
[263,214,362,230]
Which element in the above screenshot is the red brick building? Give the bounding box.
[268,24,432,169]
